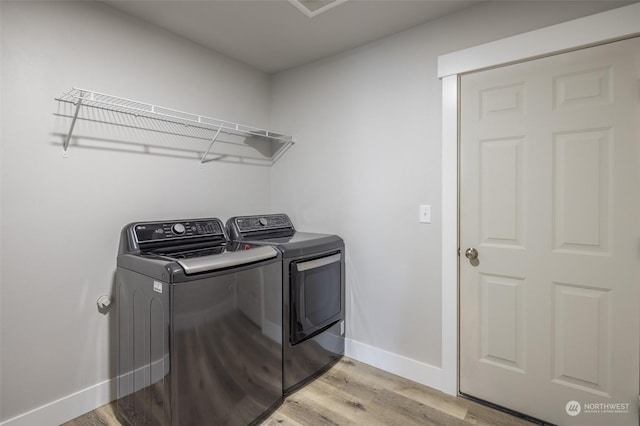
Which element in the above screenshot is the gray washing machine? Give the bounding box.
[116,217,282,426]
[226,214,345,394]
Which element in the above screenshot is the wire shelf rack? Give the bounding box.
[55,87,294,164]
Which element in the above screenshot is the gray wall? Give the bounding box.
[0,1,272,421]
[269,0,629,368]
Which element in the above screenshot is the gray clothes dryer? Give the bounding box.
[226,214,345,393]
[116,218,283,426]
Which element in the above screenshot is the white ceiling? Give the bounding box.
[103,0,480,74]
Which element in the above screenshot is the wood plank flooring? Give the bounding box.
[63,357,534,426]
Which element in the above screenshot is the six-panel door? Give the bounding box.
[460,37,640,426]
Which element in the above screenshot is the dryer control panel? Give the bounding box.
[233,214,292,233]
[227,214,294,240]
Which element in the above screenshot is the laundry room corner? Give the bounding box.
[1,0,635,424]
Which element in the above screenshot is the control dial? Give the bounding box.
[259,217,268,226]
[172,223,186,235]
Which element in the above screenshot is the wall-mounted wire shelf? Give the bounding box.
[55,87,294,165]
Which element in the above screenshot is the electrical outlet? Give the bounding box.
[419,205,431,223]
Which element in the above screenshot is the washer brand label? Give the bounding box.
[153,281,163,294]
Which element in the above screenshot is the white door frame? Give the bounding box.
[437,3,640,396]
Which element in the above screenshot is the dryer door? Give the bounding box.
[290,252,342,345]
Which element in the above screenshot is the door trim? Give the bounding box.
[437,2,640,396]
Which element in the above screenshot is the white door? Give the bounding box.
[460,37,640,426]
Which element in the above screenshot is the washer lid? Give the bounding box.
[175,245,278,275]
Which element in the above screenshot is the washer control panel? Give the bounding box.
[233,214,292,233]
[134,218,225,243]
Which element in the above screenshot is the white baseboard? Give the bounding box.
[345,338,444,392]
[0,379,115,426]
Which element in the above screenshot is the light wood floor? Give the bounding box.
[63,357,535,426]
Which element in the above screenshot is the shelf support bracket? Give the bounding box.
[200,125,223,164]
[63,90,85,155]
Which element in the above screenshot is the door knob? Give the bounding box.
[465,248,478,260]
